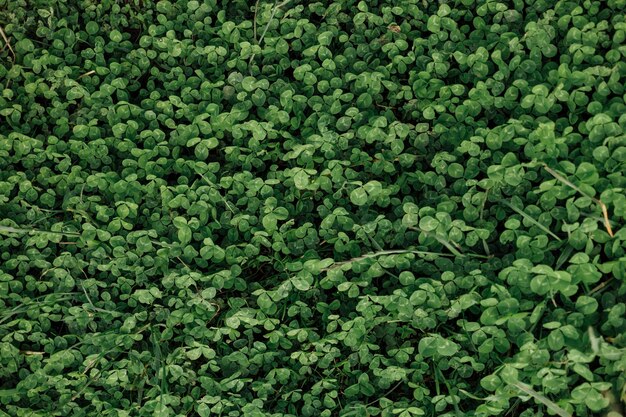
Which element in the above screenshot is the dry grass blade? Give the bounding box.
[0,25,16,61]
[602,388,625,417]
[511,381,572,417]
[543,164,615,237]
[588,326,601,354]
[253,0,260,43]
[589,277,614,295]
[20,350,45,356]
[78,70,96,79]
[499,199,562,241]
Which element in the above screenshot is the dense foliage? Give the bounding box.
[1,0,626,416]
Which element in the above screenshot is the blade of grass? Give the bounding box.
[195,170,235,213]
[0,389,19,398]
[543,164,615,237]
[70,346,123,402]
[409,226,464,257]
[150,327,168,412]
[436,366,462,415]
[588,326,601,354]
[479,188,492,256]
[458,388,501,402]
[511,381,571,417]
[589,277,614,295]
[0,225,80,237]
[0,294,76,325]
[79,282,123,317]
[248,0,292,69]
[499,199,562,241]
[365,380,404,406]
[555,245,574,270]
[258,0,291,44]
[363,228,384,252]
[252,0,260,43]
[321,248,491,272]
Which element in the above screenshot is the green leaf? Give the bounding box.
[448,163,464,178]
[350,187,368,206]
[399,271,415,285]
[318,31,333,46]
[242,76,257,92]
[418,336,438,357]
[73,125,89,138]
[15,39,34,53]
[177,226,192,245]
[291,275,311,291]
[262,213,277,232]
[418,216,438,232]
[499,199,562,241]
[427,15,441,32]
[109,29,123,43]
[1,3,623,414]
[423,107,436,120]
[293,170,310,190]
[257,292,274,311]
[575,296,598,314]
[480,375,502,391]
[172,216,187,228]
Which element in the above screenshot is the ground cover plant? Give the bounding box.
[1,0,626,416]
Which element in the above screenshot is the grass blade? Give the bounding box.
[321,248,490,272]
[511,381,571,417]
[499,199,562,241]
[543,164,615,237]
[0,225,80,237]
[0,389,19,398]
[409,226,464,257]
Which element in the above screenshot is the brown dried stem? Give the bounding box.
[0,25,16,61]
[543,164,615,237]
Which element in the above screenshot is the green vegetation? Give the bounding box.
[1,0,625,416]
